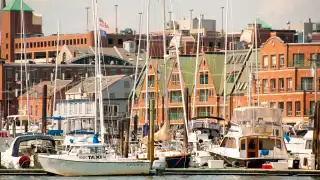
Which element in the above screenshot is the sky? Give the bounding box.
[16,0,320,35]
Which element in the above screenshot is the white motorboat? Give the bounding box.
[208,107,289,168]
[38,143,150,176]
[1,133,56,169]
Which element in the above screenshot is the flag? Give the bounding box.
[99,18,109,37]
[284,133,290,143]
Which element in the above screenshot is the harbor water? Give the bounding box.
[1,176,320,180]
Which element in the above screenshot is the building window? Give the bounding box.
[209,89,214,96]
[172,73,180,84]
[293,53,304,67]
[170,91,182,103]
[6,69,13,79]
[85,103,92,114]
[81,39,84,44]
[199,89,208,102]
[310,101,315,116]
[279,78,284,92]
[108,38,114,45]
[287,101,292,116]
[62,52,67,62]
[209,42,214,47]
[148,75,155,87]
[118,39,123,45]
[44,41,47,47]
[295,101,301,116]
[6,44,8,49]
[37,42,40,47]
[41,42,44,47]
[263,55,268,70]
[30,43,33,48]
[279,54,284,69]
[5,54,8,59]
[270,79,276,93]
[200,72,209,84]
[73,39,76,45]
[271,55,276,69]
[287,78,292,92]
[34,42,36,47]
[278,102,284,111]
[84,38,87,44]
[15,43,18,49]
[6,33,8,38]
[262,79,268,93]
[77,39,80,44]
[301,77,313,90]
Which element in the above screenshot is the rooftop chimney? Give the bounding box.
[1,0,5,9]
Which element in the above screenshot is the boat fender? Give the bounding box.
[19,156,31,168]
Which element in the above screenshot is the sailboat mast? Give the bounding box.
[96,0,105,142]
[53,20,60,113]
[223,0,229,135]
[191,15,201,118]
[91,0,98,134]
[170,8,189,137]
[145,0,150,125]
[255,17,260,105]
[162,0,169,125]
[130,12,143,140]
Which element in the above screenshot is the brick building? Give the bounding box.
[132,35,320,126]
[252,36,320,124]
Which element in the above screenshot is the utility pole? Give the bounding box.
[221,7,224,36]
[115,5,118,34]
[86,7,89,32]
[189,9,193,31]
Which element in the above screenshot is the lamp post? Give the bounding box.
[189,9,193,31]
[221,7,224,35]
[115,5,118,34]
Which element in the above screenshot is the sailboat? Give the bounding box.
[135,0,191,168]
[37,0,150,176]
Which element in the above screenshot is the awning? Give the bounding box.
[40,116,65,120]
[282,117,306,124]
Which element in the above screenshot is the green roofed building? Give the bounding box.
[131,47,257,126]
[2,0,33,12]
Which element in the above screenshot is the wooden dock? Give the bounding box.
[161,168,320,176]
[1,168,320,176]
[0,169,47,175]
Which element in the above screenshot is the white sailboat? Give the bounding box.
[37,0,150,176]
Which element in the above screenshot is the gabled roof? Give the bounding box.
[21,80,73,98]
[66,75,126,94]
[3,0,33,12]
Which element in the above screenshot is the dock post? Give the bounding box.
[124,119,130,158]
[41,85,47,134]
[148,99,155,168]
[119,120,124,157]
[312,101,320,169]
[184,88,189,152]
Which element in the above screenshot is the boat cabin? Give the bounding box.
[67,144,107,160]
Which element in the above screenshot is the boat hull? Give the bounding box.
[209,152,287,168]
[38,155,150,176]
[138,154,191,168]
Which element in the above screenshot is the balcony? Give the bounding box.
[271,88,276,93]
[296,111,301,116]
[170,96,183,103]
[169,112,184,120]
[200,95,208,102]
[287,111,293,116]
[263,66,268,71]
[199,111,210,117]
[279,88,284,92]
[271,65,276,70]
[104,112,129,118]
[287,88,292,92]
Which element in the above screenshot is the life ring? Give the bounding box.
[19,156,31,168]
